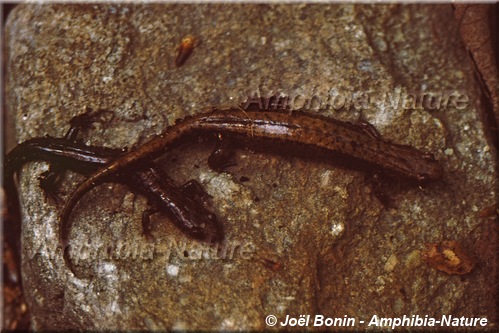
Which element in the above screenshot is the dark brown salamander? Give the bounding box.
[5,114,222,274]
[62,108,444,241]
[5,138,222,239]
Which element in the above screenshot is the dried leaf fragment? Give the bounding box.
[175,36,195,67]
[423,240,475,275]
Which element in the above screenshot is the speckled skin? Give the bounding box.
[7,3,497,330]
[61,108,443,252]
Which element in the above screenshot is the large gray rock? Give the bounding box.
[5,3,497,330]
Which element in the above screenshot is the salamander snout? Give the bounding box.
[185,212,225,244]
[416,161,444,183]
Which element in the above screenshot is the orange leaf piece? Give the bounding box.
[423,240,475,275]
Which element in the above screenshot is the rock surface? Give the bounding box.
[5,3,497,331]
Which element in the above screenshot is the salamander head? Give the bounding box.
[415,153,444,183]
[185,210,225,244]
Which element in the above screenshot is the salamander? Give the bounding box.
[61,107,444,239]
[5,116,222,274]
[5,138,222,238]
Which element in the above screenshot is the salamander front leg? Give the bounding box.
[365,172,393,208]
[355,118,382,139]
[180,180,224,242]
[180,180,211,204]
[141,207,160,240]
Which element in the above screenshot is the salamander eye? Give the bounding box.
[423,153,436,161]
[417,173,430,182]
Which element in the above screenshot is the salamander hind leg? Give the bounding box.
[41,107,114,203]
[208,134,237,172]
[68,107,114,137]
[38,171,63,204]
